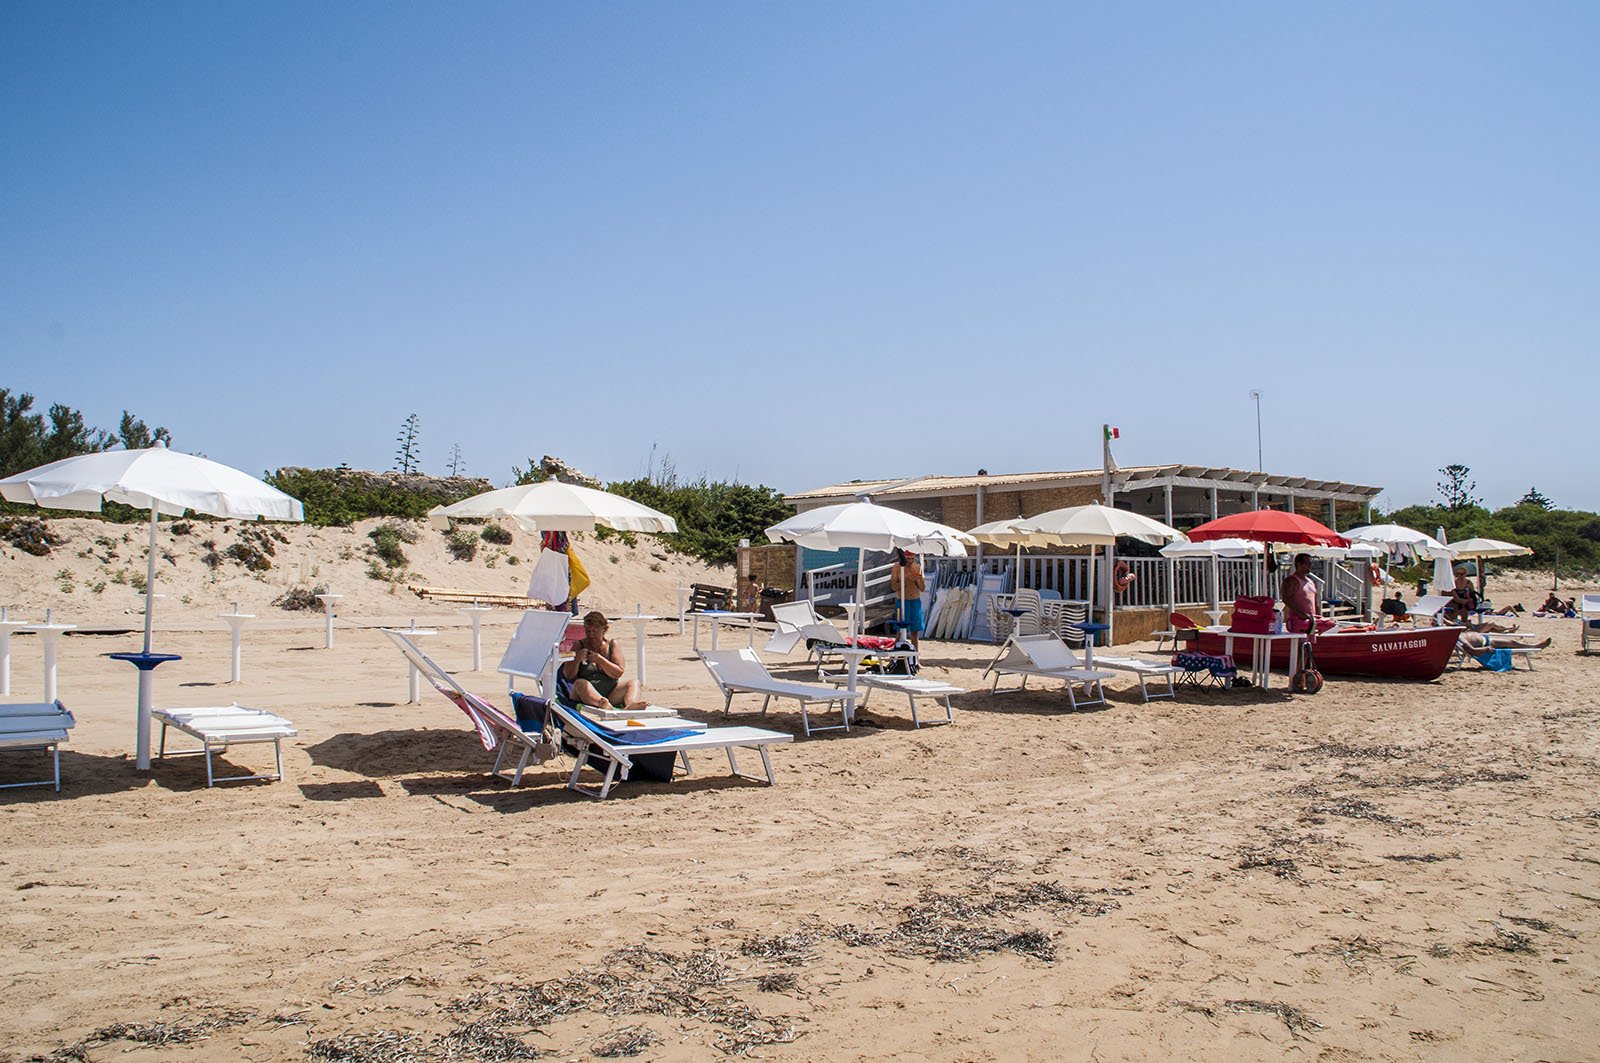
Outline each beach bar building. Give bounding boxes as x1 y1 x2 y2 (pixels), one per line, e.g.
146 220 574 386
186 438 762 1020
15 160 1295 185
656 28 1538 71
770 465 1382 644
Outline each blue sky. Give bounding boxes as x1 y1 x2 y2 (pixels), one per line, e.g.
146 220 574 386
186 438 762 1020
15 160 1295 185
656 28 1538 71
2 2 1595 511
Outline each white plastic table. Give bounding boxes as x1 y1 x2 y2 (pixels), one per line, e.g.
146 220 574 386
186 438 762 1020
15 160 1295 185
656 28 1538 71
23 612 76 703
1201 626 1306 690
460 604 495 671
692 611 760 651
830 647 917 725
315 594 344 649
1204 609 1228 628
0 607 27 697
610 612 659 685
386 622 439 703
218 605 255 683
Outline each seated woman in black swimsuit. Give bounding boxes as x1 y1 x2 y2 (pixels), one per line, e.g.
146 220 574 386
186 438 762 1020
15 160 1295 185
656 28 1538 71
560 611 646 711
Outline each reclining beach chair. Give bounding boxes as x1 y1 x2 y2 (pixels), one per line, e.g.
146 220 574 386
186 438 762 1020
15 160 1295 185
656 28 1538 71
1582 595 1600 654
152 704 298 786
821 672 962 727
497 608 580 698
1449 641 1541 672
1405 595 1454 626
982 634 1114 710
0 701 76 791
700 647 857 735
1153 611 1200 653
391 627 558 785
763 599 900 675
510 691 791 799
1025 638 1182 702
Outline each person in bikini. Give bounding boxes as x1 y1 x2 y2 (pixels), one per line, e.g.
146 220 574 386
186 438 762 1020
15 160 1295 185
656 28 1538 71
560 611 646 711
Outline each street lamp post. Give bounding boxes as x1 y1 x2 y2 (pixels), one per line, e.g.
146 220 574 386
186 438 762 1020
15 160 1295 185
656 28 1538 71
1250 389 1263 471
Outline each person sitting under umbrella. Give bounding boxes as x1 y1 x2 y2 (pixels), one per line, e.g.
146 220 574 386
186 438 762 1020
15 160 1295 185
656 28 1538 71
560 611 646 712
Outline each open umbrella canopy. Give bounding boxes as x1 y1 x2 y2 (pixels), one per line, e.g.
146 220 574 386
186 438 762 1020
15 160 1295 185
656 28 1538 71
1342 523 1447 557
966 518 1058 550
427 481 677 534
0 445 304 771
1445 537 1533 560
1159 537 1262 558
0 447 303 520
765 501 973 555
1186 509 1347 547
1013 503 1184 547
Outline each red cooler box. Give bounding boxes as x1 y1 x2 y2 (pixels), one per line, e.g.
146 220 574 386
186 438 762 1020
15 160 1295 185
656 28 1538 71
1230 596 1277 634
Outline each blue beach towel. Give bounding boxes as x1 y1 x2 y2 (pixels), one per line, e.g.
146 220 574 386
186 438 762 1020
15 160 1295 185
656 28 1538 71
1473 648 1514 672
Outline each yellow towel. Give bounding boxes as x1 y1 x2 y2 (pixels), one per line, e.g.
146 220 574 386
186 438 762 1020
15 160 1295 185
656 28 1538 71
567 549 591 598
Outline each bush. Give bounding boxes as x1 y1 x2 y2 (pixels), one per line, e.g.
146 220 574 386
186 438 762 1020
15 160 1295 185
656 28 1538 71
481 523 513 545
225 541 272 572
265 467 491 526
1 517 65 557
605 476 792 565
447 527 478 562
368 524 408 568
272 584 329 611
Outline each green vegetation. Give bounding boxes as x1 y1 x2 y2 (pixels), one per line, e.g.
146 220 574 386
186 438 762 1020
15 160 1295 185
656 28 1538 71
1385 500 1600 576
368 523 410 568
265 468 487 526
394 413 421 474
446 527 478 561
606 475 791 566
480 523 513 545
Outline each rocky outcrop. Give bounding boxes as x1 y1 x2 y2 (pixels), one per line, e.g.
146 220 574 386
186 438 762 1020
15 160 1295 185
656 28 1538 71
538 456 601 488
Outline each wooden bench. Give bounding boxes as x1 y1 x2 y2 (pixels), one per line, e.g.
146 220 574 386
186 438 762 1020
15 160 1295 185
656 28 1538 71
408 586 553 609
688 583 734 613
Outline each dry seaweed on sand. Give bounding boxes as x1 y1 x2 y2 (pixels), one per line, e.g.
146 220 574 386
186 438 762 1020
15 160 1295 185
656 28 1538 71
592 1025 662 1057
1499 912 1576 938
1383 852 1460 863
1299 742 1411 761
1470 926 1538 955
1176 998 1323 1040
305 1029 440 1062
38 1005 256 1060
444 943 800 1056
1300 795 1415 828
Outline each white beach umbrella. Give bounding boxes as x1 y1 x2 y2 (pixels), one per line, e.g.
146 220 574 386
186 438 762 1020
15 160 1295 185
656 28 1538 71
766 501 973 634
968 518 1058 594
1159 537 1262 558
1445 537 1532 560
1014 504 1185 644
0 445 304 768
1342 523 1447 556
427 480 678 534
1432 526 1458 597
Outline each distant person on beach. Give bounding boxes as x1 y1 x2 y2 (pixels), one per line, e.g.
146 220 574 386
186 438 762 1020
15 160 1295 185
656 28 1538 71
1446 568 1480 625
1280 553 1335 634
560 611 646 711
1379 592 1409 623
889 548 926 649
743 573 762 614
1540 593 1576 616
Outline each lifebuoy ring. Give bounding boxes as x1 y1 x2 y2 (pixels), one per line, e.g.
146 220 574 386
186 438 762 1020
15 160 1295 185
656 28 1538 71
1113 561 1137 593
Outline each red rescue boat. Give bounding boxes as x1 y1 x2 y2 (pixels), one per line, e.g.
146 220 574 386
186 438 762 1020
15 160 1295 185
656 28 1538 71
1195 625 1463 681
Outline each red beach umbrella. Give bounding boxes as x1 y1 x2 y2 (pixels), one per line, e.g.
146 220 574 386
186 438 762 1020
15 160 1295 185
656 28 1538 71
1187 509 1348 548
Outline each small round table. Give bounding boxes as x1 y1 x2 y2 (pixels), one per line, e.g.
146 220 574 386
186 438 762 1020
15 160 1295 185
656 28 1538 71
610 612 659 685
460 604 495 671
386 623 439 703
1068 621 1110 667
219 606 255 683
315 594 344 649
0 608 28 697
24 616 76 702
109 651 183 770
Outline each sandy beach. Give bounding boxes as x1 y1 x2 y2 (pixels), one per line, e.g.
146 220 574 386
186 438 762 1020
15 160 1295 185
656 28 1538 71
1 522 1597 1061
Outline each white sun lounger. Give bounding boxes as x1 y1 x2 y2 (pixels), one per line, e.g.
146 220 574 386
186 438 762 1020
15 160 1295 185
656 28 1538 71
497 608 581 698
1582 595 1600 654
1012 636 1181 702
153 704 297 786
1406 594 1453 625
526 694 792 799
982 634 1115 710
0 701 76 791
763 600 849 658
391 630 787 796
700 647 856 735
822 673 961 727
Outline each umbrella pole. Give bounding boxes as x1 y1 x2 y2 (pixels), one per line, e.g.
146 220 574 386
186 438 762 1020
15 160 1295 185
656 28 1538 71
853 549 865 641
143 504 158 654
